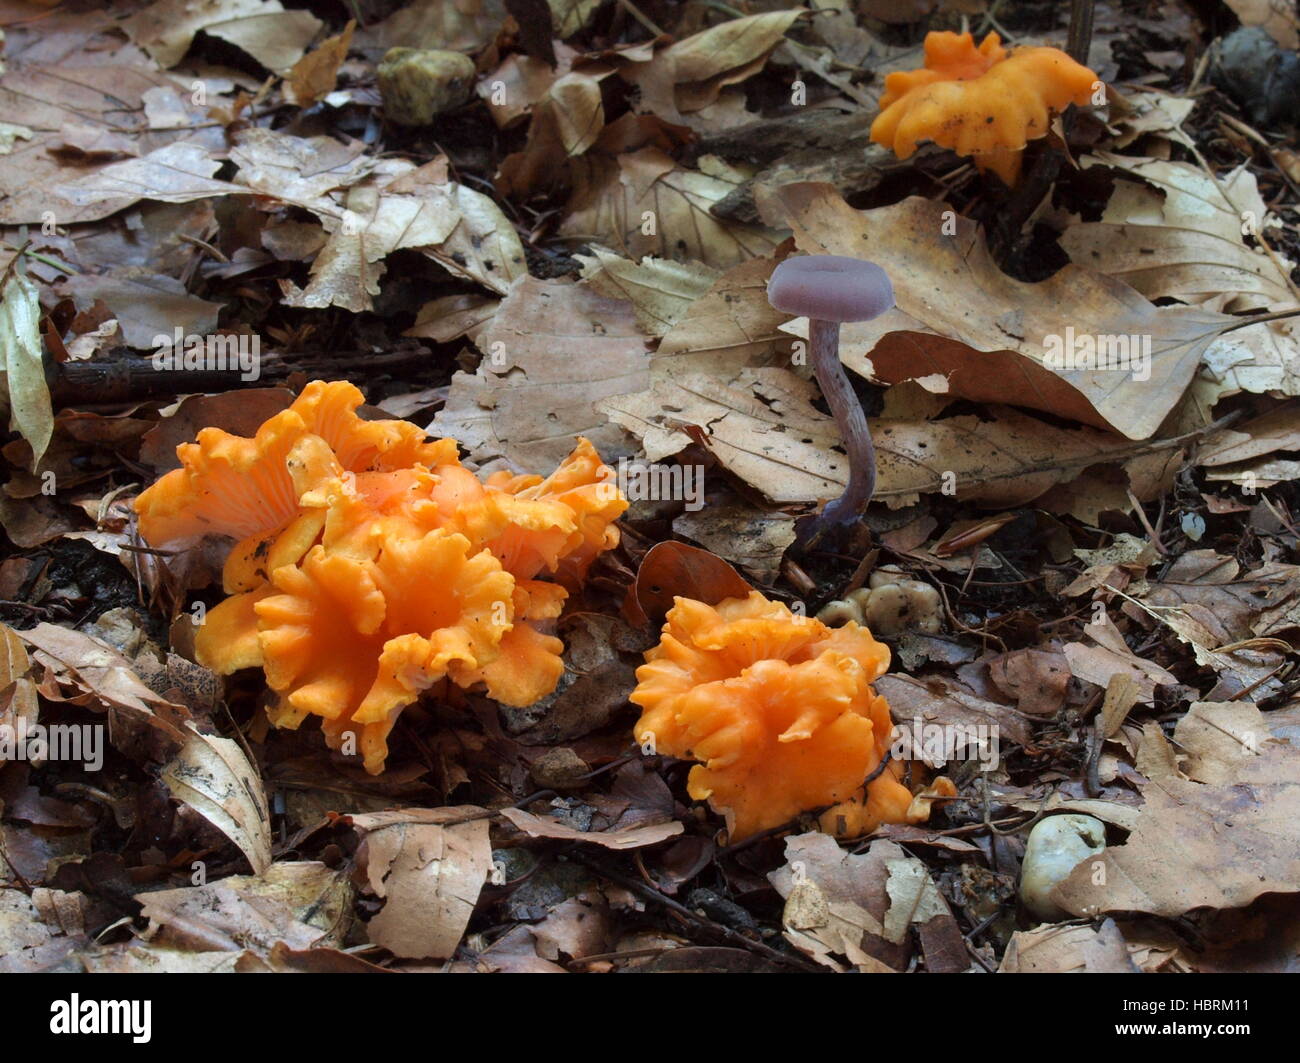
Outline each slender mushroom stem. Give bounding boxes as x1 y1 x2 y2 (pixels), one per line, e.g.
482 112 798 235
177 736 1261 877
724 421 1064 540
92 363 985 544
808 317 876 531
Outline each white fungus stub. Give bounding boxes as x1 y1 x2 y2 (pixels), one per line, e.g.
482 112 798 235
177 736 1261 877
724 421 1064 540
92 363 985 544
1018 813 1106 922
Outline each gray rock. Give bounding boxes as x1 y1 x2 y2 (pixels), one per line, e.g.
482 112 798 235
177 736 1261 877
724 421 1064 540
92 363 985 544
1018 813 1105 921
1211 27 1300 128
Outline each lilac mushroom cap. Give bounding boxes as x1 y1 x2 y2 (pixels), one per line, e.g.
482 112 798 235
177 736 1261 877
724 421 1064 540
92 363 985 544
767 256 894 323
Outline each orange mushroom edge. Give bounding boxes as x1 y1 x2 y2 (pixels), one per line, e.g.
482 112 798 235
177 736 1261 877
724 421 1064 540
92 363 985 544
870 30 1100 186
134 380 628 774
630 590 957 842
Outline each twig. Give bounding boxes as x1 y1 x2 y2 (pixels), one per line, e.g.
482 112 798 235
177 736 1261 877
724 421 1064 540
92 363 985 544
615 0 664 36
1126 489 1168 555
1066 0 1095 65
568 851 821 972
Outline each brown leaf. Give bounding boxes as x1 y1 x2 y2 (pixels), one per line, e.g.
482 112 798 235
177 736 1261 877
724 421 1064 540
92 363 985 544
349 807 493 959
20 623 191 743
1199 403 1300 468
500 807 682 849
359 0 505 53
122 0 324 75
619 10 805 121
633 541 753 625
672 498 796 586
767 833 911 972
987 648 1071 716
136 861 352 953
433 275 650 470
1060 155 1295 312
1143 551 1300 642
1002 791 1142 832
1053 744 1300 918
563 148 783 269
1061 615 1178 703
578 246 718 337
531 895 613 961
54 142 243 210
607 365 1182 508
757 184 1240 441
286 20 355 108
0 62 217 226
138 388 294 471
160 730 272 875
1136 720 1183 782
999 919 1138 972
1174 701 1276 785
55 267 224 349
876 673 1031 757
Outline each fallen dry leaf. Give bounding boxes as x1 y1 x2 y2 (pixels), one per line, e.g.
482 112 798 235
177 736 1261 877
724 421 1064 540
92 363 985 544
1061 615 1178 703
768 833 920 972
286 20 354 108
136 861 351 953
578 246 719 337
999 919 1138 972
1173 701 1276 785
54 141 245 210
349 807 493 959
1053 743 1300 918
160 729 272 876
20 623 190 743
564 148 783 269
619 10 806 122
500 807 682 849
1060 155 1296 313
122 0 324 75
1142 551 1300 641
758 184 1250 441
434 275 649 470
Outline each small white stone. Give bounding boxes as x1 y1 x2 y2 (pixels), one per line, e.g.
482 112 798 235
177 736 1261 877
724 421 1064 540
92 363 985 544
1181 511 1207 541
1018 814 1106 922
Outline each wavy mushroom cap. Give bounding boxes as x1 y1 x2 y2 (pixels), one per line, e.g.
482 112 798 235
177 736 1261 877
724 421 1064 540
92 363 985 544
767 256 895 324
871 31 1099 186
484 437 628 583
137 380 628 774
878 30 1008 110
135 410 320 547
251 533 515 774
288 379 458 472
630 591 916 840
133 384 454 549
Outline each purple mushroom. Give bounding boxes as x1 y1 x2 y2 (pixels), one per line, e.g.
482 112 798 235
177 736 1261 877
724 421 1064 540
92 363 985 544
767 255 894 540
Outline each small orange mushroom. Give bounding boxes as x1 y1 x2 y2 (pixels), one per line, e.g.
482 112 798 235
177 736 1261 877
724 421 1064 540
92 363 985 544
870 30 1099 186
631 591 940 841
136 380 627 773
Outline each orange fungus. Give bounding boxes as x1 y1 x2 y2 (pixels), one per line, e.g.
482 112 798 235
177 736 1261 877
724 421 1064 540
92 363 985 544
870 31 1099 185
630 591 948 841
135 380 627 773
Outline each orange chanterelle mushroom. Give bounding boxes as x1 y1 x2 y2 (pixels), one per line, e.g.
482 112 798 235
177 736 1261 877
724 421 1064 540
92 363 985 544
630 591 953 841
870 30 1100 186
135 380 627 773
